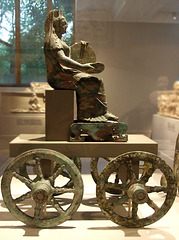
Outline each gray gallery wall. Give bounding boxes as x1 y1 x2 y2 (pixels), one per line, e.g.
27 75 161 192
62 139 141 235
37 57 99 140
75 20 179 136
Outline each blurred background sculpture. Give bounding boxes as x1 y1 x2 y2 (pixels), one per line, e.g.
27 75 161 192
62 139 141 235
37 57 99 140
44 9 118 122
158 80 179 119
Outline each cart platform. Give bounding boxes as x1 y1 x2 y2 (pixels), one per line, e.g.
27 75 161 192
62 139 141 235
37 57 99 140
9 134 158 158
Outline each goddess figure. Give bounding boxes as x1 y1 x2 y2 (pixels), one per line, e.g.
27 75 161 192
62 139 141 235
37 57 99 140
44 9 118 122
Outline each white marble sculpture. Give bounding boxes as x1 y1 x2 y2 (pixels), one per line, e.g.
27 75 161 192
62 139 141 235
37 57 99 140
11 82 52 113
158 81 179 119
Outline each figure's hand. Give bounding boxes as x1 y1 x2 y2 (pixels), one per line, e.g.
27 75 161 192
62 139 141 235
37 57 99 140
81 62 105 74
81 63 95 73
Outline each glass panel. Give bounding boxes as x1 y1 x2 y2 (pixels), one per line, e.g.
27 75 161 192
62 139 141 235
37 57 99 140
53 0 73 46
20 0 47 83
0 0 16 83
0 0 73 84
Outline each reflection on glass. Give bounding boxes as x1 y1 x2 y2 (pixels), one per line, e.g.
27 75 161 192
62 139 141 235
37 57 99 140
20 0 47 83
0 0 73 84
0 0 16 83
53 0 73 46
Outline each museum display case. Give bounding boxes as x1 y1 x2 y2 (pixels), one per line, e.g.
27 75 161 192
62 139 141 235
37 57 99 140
0 0 179 238
151 80 179 167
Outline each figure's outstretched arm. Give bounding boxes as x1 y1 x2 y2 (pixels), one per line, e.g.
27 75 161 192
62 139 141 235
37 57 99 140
56 50 94 72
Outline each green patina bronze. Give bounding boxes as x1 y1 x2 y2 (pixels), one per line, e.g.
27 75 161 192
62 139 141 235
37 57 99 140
90 157 124 194
1 149 83 228
96 151 177 228
173 134 179 193
44 9 118 123
70 121 128 142
44 9 128 143
1 149 177 228
90 157 111 185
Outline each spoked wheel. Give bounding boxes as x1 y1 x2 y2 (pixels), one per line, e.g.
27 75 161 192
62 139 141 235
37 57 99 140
96 151 177 228
91 157 135 194
1 149 83 228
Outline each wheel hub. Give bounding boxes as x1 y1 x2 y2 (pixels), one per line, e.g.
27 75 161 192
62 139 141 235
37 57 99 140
32 179 53 203
127 183 148 204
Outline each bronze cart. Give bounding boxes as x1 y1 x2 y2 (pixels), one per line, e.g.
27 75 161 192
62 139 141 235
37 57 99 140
1 132 177 228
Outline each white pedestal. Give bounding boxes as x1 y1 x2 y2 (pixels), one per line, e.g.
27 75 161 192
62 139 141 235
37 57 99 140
0 113 45 149
0 91 45 149
152 114 179 167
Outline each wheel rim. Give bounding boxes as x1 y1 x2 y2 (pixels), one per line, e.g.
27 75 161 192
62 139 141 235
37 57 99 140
1 149 83 228
96 151 177 228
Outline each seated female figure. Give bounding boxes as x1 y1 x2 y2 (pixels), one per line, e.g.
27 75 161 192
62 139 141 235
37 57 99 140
44 9 118 122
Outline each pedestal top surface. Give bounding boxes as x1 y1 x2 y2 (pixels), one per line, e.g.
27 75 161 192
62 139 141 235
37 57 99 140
9 134 158 158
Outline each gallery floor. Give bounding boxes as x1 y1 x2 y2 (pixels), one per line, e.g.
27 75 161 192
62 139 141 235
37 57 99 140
0 153 179 240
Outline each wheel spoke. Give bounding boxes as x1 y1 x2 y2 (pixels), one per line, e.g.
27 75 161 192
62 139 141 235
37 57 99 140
34 157 43 179
147 197 159 212
14 191 32 204
126 159 137 182
54 187 75 195
132 202 138 219
13 171 32 189
139 164 157 184
53 163 60 174
49 164 65 183
145 185 168 193
51 197 65 215
34 202 42 219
